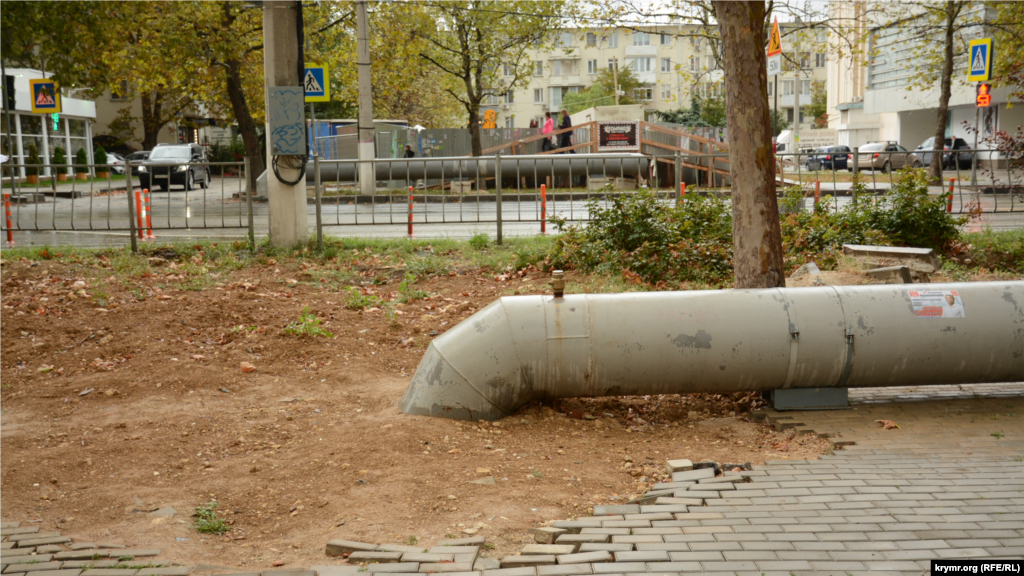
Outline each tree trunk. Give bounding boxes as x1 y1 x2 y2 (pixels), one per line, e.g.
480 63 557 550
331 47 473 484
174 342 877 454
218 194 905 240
713 0 786 289
930 1 960 180
140 90 164 150
467 100 482 157
225 58 265 194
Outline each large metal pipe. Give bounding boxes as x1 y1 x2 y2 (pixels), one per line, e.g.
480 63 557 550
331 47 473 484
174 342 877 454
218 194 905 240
311 153 650 182
399 282 1024 420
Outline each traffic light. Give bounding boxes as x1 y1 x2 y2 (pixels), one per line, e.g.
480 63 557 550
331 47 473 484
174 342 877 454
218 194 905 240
976 83 992 107
4 75 14 110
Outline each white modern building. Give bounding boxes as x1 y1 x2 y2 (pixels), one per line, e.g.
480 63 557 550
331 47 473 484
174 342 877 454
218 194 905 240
2 68 97 178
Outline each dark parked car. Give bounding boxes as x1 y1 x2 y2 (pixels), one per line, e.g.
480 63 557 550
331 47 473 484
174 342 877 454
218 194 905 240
914 137 973 170
124 151 150 176
805 145 851 171
138 144 209 191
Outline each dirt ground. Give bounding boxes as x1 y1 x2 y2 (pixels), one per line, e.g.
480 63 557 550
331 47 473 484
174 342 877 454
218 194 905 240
2 251 836 568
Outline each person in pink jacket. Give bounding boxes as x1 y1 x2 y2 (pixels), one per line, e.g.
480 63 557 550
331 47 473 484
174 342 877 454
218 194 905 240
541 111 554 152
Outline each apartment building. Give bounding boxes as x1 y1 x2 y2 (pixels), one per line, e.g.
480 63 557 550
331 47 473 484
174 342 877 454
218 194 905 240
485 25 827 131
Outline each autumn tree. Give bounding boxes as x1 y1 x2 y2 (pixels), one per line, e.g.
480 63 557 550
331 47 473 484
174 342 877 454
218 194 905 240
805 79 827 129
414 1 567 156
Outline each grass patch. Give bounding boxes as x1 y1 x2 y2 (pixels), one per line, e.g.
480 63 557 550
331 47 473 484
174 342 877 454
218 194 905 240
193 501 231 535
284 307 334 338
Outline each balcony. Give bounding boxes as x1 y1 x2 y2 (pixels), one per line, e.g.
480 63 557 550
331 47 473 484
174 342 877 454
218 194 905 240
625 45 658 57
776 94 812 107
549 75 582 86
635 71 656 84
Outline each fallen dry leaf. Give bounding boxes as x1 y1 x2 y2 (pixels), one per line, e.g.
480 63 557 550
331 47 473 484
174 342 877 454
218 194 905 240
240 362 257 373
875 419 901 430
774 443 790 452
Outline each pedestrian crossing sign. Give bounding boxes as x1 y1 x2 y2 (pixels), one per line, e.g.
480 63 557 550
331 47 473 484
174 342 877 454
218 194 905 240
766 18 782 57
29 79 61 114
968 38 993 82
303 64 330 102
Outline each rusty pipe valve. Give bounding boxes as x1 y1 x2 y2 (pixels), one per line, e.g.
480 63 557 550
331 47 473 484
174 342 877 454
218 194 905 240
551 270 565 298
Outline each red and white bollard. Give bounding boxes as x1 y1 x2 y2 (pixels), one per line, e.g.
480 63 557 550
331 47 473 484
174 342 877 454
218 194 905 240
407 186 415 238
947 178 955 213
135 190 145 241
679 182 686 205
4 193 14 246
144 189 154 239
540 184 547 235
814 180 821 206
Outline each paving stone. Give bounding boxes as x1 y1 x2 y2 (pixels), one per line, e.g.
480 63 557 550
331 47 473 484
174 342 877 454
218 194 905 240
554 536 607 547
32 549 62 556
521 546 574 557
4 562 64 573
555 551 611 565
401 554 452 563
473 559 501 571
499 557 555 568
578 530 628 536
651 483 695 491
935 548 993 558
377 545 427 554
418 564 475 573
592 506 638 517
665 460 693 474
0 546 12 552
643 563 700 573
454 555 477 565
80 571 139 576
482 569 536 576
537 564 592 575
753 560 813 571
669 469 715 483
326 540 379 556
651 498 701 507
529 529 568 545
348 552 404 564
57 562 118 569
611 551 668 563
51 553 108 562
591 563 644 574
0 530 39 538
666 552 724 562
0 524 20 530
632 545 688 552
15 541 70 550
695 561 757 572
629 530 680 536
8 535 60 544
134 569 192 576
24 570 81 576
552 522 601 533
427 548 478 557
638 507 687 515
576 545 631 554
1 557 54 566
686 543 741 552
608 537 661 545
622 514 672 522
66 546 95 552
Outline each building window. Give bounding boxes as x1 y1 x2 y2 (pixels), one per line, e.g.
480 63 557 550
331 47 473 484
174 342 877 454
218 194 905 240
690 56 699 72
782 80 793 96
555 31 574 47
505 117 514 128
661 85 672 100
608 58 618 70
801 79 811 95
787 108 794 122
632 32 650 46
607 32 618 48
767 82 773 96
661 58 672 73
628 57 651 72
505 92 514 104
633 86 653 101
110 80 130 102
550 87 562 106
661 33 672 45
586 32 597 47
706 55 719 70
503 63 514 77
484 94 500 105
799 52 810 68
534 89 544 103
815 53 826 68
534 61 543 76
552 60 575 76
587 59 598 75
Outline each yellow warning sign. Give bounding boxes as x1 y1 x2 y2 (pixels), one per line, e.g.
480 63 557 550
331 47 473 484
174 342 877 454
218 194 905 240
767 18 782 57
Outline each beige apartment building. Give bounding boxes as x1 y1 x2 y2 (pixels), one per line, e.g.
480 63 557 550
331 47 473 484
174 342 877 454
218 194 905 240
486 25 828 131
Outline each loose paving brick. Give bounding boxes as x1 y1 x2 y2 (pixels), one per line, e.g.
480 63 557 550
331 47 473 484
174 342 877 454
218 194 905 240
4 563 64 573
499 557 555 568
555 551 611 564
326 541 379 556
482 568 536 576
537 564 592 575
369 564 421 573
24 571 81 576
134 569 192 576
15 540 70 550
520 546 574 557
529 529 568 545
80 571 139 576
348 552 404 564
418 563 475 573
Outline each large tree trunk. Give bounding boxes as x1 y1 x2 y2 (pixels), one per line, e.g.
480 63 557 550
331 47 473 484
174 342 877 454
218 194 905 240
140 90 164 150
713 0 786 289
467 100 482 157
930 1 960 180
225 58 265 194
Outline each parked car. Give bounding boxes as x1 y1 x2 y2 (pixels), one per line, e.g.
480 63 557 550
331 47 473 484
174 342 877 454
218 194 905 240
914 137 973 170
805 145 851 171
855 142 921 173
124 151 150 176
137 144 209 191
106 152 126 174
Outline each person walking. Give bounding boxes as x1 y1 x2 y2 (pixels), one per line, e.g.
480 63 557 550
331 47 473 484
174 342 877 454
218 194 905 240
558 109 573 153
541 111 554 153
403 144 415 158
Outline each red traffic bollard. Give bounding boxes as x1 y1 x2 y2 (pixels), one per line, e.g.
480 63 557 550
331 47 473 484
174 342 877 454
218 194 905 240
407 186 414 238
144 189 154 239
947 178 955 213
4 193 14 245
135 190 145 240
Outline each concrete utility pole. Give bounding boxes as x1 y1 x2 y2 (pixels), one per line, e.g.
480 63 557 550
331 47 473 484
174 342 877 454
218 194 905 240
612 58 620 105
356 0 375 195
263 0 308 247
793 70 801 152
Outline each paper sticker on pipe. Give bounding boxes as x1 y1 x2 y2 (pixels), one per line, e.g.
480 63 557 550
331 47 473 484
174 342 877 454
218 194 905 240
909 290 964 318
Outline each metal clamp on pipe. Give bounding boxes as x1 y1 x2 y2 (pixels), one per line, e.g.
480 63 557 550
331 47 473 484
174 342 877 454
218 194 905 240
551 270 565 298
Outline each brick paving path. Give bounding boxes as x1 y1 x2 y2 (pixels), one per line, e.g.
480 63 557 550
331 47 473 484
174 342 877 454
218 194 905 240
5 388 1023 576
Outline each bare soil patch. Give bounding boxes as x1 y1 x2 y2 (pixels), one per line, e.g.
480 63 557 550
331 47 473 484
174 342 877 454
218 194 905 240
1 254 828 568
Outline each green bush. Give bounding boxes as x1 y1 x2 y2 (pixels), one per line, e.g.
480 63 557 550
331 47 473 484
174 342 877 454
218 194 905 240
25 142 41 176
75 148 88 173
548 169 966 287
94 146 108 167
52 146 67 167
961 229 1024 273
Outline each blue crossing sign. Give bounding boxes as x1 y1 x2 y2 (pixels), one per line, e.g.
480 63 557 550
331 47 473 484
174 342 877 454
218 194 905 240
968 38 993 82
303 64 330 103
29 79 61 114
